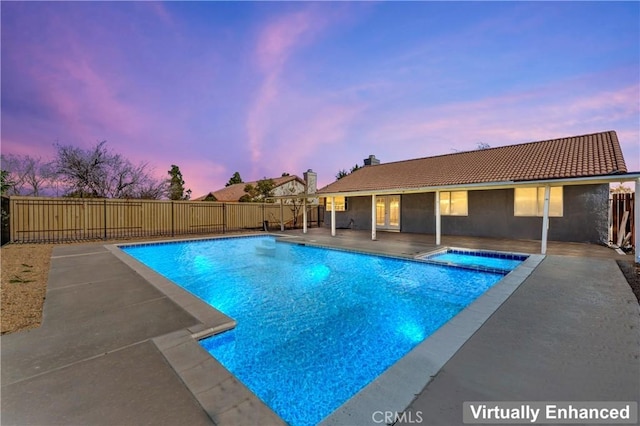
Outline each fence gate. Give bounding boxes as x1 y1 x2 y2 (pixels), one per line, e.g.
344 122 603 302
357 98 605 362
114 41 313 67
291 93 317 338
609 193 635 248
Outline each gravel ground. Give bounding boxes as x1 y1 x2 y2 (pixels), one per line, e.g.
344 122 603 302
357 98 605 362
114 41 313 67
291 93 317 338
1 244 52 334
1 242 639 335
616 260 640 303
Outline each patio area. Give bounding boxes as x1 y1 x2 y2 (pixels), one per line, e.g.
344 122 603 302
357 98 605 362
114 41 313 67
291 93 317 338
279 228 628 259
1 230 638 425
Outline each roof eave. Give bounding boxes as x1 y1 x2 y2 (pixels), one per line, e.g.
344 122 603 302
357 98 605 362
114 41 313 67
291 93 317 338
316 172 640 198
268 193 320 202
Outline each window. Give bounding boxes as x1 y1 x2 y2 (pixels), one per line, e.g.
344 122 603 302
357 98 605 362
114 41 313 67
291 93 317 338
439 191 468 216
325 196 346 212
514 187 563 217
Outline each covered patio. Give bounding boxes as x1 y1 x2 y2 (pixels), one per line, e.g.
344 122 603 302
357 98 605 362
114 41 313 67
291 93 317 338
318 171 640 262
281 227 631 260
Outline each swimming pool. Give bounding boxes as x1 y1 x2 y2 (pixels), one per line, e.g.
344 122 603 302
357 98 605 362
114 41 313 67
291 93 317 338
121 236 516 425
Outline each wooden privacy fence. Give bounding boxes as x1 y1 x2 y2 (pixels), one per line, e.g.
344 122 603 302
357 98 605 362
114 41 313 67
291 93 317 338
7 196 323 243
609 193 635 248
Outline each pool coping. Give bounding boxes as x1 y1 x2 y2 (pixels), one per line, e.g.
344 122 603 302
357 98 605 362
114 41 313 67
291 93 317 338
107 234 544 425
413 246 531 274
321 252 544 425
107 235 287 424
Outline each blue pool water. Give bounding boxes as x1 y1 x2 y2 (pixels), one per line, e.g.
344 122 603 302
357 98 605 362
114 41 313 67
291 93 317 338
122 236 510 425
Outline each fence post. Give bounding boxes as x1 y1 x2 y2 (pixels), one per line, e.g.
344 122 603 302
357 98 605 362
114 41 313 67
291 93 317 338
631 178 640 263
171 201 175 237
280 200 284 232
222 203 226 234
103 199 107 240
9 197 14 243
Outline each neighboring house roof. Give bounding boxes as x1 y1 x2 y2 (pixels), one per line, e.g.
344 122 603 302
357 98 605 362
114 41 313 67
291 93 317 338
195 175 305 202
318 130 627 195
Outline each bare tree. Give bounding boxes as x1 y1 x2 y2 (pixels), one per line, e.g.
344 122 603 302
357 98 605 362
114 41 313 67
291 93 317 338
0 154 53 196
53 141 167 199
137 175 170 200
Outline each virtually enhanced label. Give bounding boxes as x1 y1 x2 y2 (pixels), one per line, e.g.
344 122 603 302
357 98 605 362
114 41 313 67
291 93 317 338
463 401 638 424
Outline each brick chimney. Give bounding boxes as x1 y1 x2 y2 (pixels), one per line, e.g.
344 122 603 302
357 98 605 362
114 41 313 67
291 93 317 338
303 169 317 194
364 154 380 166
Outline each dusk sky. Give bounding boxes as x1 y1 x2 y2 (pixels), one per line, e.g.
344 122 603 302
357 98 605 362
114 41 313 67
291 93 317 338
2 1 638 197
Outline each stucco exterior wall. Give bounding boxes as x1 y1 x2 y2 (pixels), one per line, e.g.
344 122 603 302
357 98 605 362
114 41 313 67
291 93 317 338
273 181 305 204
325 196 372 229
325 184 609 244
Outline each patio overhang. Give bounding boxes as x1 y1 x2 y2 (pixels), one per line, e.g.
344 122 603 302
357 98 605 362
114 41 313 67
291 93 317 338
265 194 321 234
267 194 320 202
316 172 640 257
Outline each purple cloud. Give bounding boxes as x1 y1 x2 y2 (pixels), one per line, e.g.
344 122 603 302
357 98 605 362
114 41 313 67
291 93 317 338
1 2 637 196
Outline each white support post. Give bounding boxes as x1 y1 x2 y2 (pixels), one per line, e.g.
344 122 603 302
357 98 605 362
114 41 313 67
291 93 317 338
541 185 551 254
371 194 377 241
331 196 336 237
635 178 640 264
280 199 284 232
302 197 308 234
435 191 441 245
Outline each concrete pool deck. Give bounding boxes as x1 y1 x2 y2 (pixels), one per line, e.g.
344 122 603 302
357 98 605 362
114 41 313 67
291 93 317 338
1 230 638 425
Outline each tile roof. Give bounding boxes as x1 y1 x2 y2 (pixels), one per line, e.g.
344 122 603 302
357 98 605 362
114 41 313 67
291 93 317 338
195 175 305 201
318 130 627 194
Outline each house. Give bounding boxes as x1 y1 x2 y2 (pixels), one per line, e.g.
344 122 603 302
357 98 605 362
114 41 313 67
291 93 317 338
196 174 308 203
317 130 639 254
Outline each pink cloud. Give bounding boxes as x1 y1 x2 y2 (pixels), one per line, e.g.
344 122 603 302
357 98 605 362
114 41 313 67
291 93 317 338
363 79 639 172
272 103 366 175
255 10 316 72
42 58 148 142
3 18 154 153
145 2 175 27
246 6 334 174
177 158 227 198
560 85 639 122
1 138 56 159
247 73 280 165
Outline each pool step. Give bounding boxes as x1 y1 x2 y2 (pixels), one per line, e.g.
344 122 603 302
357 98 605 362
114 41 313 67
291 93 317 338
255 239 277 256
